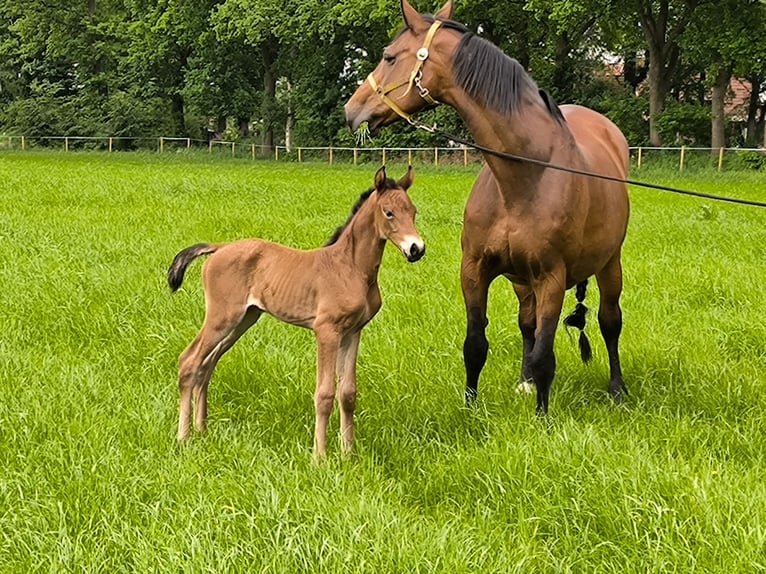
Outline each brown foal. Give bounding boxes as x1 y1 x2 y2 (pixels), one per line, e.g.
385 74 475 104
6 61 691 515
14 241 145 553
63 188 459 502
168 166 424 458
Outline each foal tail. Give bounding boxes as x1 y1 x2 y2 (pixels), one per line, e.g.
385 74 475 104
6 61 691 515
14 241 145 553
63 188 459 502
167 243 219 292
563 279 592 364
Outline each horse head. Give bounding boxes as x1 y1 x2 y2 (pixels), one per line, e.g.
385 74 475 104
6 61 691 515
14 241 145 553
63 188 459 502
372 165 424 262
345 0 457 134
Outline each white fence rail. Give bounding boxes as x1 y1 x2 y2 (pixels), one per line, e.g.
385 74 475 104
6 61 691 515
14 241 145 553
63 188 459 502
1 135 764 171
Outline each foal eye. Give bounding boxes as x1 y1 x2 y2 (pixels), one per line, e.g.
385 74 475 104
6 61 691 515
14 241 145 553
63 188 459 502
384 210 394 219
382 54 396 65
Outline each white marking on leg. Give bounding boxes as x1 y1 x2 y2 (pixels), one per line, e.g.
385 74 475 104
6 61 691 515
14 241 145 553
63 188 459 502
516 381 536 395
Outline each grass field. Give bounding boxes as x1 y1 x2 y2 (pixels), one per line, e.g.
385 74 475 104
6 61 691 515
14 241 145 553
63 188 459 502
1 151 765 572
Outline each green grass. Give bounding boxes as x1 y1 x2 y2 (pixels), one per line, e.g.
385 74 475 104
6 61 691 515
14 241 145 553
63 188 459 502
1 151 766 572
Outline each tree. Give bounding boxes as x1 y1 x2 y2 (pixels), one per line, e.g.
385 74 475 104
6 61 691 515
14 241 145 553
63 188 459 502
683 0 766 151
629 0 708 146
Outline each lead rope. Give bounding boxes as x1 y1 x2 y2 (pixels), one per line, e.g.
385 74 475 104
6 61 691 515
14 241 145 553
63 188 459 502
366 21 766 209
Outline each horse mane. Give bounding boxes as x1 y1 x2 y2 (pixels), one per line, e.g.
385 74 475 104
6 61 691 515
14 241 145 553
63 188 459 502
423 16 564 124
324 176 399 246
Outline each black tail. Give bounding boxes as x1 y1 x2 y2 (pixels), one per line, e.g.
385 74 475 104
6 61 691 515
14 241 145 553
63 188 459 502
167 243 218 292
563 279 592 364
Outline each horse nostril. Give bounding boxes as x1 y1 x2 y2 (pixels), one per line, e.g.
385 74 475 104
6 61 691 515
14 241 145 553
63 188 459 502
408 243 425 261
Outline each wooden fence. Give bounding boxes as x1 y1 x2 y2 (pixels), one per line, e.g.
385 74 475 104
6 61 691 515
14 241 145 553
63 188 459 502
2 135 764 171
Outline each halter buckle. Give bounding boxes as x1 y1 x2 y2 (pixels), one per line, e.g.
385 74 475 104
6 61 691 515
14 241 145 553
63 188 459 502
416 47 429 61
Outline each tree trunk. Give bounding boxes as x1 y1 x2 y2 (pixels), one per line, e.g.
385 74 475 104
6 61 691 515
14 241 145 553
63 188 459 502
238 119 249 138
638 0 695 146
284 80 294 153
260 39 279 154
710 64 731 154
647 62 668 146
746 75 763 147
171 92 185 136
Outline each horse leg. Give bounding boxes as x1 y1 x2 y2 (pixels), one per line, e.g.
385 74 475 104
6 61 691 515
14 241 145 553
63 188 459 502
595 255 628 403
461 258 492 404
177 305 261 442
512 282 536 394
336 331 361 456
313 327 340 460
529 275 566 414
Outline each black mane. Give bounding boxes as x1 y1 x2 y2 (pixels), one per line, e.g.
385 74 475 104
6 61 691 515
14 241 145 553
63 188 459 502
324 176 399 246
423 16 564 123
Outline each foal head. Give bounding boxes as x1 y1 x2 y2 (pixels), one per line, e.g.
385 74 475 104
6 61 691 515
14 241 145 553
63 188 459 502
372 166 424 262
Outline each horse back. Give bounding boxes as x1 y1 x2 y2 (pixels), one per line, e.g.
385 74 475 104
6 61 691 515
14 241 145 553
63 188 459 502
560 104 629 180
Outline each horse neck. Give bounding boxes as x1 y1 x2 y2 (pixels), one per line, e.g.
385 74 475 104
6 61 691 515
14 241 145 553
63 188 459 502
331 195 386 279
441 86 565 190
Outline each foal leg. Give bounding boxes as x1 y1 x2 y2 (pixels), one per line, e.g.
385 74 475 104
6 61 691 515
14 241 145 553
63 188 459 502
461 259 493 404
336 331 361 456
595 255 628 403
512 282 537 394
313 326 341 460
177 306 261 442
529 274 566 414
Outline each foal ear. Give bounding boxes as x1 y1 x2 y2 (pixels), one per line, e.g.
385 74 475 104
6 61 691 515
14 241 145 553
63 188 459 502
434 0 453 20
374 165 388 193
397 165 414 191
401 0 426 30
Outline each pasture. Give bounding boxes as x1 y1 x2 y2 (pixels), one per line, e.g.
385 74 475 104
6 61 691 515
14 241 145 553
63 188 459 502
1 151 765 572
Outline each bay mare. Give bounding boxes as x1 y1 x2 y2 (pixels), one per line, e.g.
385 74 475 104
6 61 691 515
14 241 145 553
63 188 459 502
345 0 630 413
168 166 425 459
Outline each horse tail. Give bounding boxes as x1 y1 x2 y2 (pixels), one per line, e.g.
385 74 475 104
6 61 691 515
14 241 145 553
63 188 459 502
563 279 592 364
167 243 219 292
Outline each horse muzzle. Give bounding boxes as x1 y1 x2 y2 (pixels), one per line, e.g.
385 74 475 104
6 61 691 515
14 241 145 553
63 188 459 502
404 241 425 262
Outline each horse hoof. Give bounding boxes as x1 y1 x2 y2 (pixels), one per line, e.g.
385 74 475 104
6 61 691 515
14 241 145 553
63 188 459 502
516 381 536 395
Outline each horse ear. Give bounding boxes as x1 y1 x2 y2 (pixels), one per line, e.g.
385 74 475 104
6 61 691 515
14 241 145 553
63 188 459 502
374 166 388 193
401 0 426 30
434 0 453 20
397 165 414 191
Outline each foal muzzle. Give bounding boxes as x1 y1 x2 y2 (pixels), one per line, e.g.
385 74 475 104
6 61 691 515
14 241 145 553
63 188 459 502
405 241 425 262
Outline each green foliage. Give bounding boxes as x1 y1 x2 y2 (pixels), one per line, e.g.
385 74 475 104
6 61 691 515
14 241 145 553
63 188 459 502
2 154 766 571
602 89 651 147
656 100 711 146
736 149 766 170
0 0 764 148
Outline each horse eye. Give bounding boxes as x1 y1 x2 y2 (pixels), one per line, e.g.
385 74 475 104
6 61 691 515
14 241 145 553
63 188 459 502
382 54 396 65
384 210 394 219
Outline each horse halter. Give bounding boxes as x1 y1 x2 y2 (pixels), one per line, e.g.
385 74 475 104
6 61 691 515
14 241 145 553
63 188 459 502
366 20 443 125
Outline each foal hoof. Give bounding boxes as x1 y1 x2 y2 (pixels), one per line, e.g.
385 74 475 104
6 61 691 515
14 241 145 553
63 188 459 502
516 381 536 395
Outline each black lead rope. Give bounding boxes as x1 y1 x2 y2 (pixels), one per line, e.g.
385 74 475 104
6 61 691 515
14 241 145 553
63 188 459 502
412 121 766 209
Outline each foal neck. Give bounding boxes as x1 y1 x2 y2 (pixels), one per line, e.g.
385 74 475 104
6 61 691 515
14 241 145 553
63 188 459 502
330 192 386 278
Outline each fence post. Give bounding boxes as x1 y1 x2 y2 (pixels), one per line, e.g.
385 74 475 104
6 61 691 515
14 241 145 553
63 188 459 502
408 149 413 165
252 144 256 160
353 148 358 165
231 142 235 156
275 146 279 161
329 147 333 165
434 147 438 166
464 147 468 167
637 147 642 170
382 148 386 165
21 136 25 150
187 138 191 151
159 137 163 153
717 147 724 172
679 146 686 171
298 148 302 163
109 137 113 153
